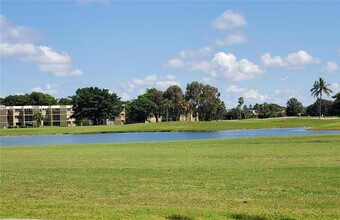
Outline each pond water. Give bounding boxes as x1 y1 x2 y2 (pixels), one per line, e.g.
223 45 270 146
1 128 340 146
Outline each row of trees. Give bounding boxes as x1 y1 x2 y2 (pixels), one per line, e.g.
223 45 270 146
0 92 72 106
1 78 339 124
226 95 340 120
125 82 227 123
226 78 339 119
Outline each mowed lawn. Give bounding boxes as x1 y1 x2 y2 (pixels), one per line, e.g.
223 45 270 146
1 117 340 136
1 135 340 219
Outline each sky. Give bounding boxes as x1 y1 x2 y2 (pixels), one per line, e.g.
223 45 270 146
1 1 340 108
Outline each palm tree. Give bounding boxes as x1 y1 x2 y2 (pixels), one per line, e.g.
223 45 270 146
238 97 244 120
162 99 173 122
310 77 332 119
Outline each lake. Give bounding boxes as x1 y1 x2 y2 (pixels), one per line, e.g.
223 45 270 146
1 128 340 146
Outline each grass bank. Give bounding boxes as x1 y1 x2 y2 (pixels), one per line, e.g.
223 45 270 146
1 117 340 136
1 135 340 219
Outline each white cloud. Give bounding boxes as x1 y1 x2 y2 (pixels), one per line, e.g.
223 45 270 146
1 43 83 76
118 74 180 97
189 61 212 72
211 10 247 30
226 85 268 101
216 33 247 46
31 84 61 95
0 15 41 43
329 83 340 92
120 93 131 101
166 59 186 68
273 89 296 96
261 50 320 68
167 51 263 81
321 61 339 73
209 52 264 81
178 47 212 59
165 74 177 81
1 15 83 77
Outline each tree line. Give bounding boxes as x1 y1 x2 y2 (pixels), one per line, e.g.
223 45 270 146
1 78 339 125
125 82 227 123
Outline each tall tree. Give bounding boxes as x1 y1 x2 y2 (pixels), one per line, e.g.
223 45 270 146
3 94 30 106
2 92 57 106
306 99 333 117
126 94 157 123
310 77 332 119
58 98 73 105
286 98 304 116
71 87 122 125
331 92 340 116
185 82 202 119
161 99 173 122
29 92 57 105
237 97 244 120
145 88 164 122
197 84 221 121
163 85 183 121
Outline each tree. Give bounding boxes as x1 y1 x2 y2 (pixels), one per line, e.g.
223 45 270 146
126 94 157 123
163 85 183 121
306 99 333 116
145 88 164 122
185 81 202 119
29 92 57 105
71 87 122 125
2 94 30 106
310 77 333 119
58 98 73 105
185 82 224 121
237 97 244 120
161 99 173 122
286 98 304 116
2 92 57 106
215 101 227 120
33 112 44 127
331 92 340 116
197 84 222 121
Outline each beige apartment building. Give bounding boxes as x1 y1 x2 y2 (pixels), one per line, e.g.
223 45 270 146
0 105 75 129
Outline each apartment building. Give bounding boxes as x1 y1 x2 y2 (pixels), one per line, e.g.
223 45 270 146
0 105 75 129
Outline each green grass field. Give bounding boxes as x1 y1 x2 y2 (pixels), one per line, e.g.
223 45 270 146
1 134 340 219
1 117 340 136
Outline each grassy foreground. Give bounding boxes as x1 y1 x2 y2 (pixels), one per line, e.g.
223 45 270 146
1 135 340 219
1 117 340 136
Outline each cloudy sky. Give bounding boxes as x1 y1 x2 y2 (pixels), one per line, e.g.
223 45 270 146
1 1 339 108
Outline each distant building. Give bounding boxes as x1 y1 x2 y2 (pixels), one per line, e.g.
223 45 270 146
0 105 75 129
0 105 126 129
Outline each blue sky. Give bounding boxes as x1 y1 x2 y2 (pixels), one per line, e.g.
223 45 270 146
1 1 339 108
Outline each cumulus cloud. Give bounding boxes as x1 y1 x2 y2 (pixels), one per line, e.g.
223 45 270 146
166 59 186 69
0 15 41 43
209 52 264 81
1 15 83 77
119 74 180 95
226 85 268 101
321 61 339 73
166 51 263 81
31 84 61 95
261 50 320 68
178 47 212 59
216 33 247 46
211 10 247 30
